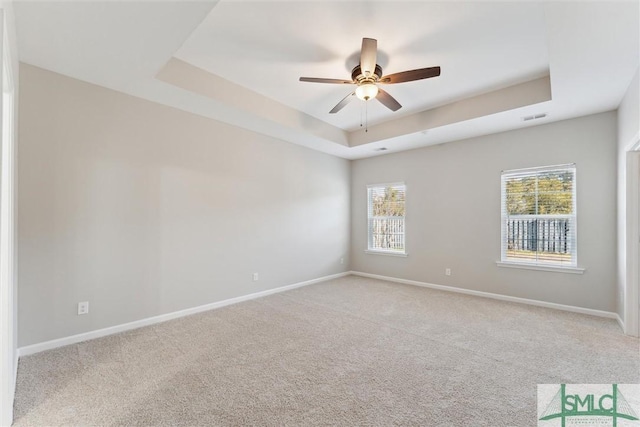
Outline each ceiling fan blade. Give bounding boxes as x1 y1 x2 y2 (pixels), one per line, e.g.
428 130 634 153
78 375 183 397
330 91 356 114
380 66 441 84
360 38 377 77
376 88 402 111
299 77 353 84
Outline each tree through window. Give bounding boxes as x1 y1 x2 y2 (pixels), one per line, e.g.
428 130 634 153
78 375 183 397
367 183 406 254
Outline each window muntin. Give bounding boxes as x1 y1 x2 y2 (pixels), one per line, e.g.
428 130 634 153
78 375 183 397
501 165 576 267
367 183 406 254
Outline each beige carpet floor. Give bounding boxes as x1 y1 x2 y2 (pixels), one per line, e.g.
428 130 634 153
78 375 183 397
13 275 640 426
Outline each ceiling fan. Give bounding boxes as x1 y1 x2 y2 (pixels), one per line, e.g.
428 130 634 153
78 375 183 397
299 38 441 114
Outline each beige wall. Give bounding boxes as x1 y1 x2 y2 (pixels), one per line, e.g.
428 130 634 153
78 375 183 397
18 64 350 347
16 60 626 347
351 112 618 312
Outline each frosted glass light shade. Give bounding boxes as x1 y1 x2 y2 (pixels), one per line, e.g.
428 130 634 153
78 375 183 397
356 83 378 101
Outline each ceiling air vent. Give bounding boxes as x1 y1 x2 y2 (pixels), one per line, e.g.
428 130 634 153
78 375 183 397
522 113 547 122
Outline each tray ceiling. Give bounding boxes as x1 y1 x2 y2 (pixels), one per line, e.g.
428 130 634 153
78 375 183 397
13 1 640 159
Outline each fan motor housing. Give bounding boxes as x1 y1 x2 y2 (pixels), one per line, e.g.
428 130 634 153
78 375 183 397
352 64 383 83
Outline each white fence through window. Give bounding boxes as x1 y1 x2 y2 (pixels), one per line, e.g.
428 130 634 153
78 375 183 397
369 217 405 251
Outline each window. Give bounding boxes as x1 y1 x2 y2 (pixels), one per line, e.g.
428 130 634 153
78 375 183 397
501 164 576 268
367 183 406 255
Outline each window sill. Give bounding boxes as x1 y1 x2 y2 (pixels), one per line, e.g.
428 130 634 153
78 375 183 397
496 261 585 274
365 250 408 258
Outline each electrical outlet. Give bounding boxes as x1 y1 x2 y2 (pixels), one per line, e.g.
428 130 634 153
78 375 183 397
78 301 89 315
252 273 259 281
445 268 451 276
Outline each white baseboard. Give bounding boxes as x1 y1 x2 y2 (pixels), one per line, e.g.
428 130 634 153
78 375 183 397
350 271 619 320
11 349 17 413
18 272 349 357
1 351 17 427
616 313 625 332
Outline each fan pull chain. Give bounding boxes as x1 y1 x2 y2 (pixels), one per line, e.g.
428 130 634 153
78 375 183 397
365 101 368 132
360 103 363 128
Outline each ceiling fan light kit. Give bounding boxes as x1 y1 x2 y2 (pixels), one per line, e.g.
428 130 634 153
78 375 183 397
355 83 378 101
299 37 441 114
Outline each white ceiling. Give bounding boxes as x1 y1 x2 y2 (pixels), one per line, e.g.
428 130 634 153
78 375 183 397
13 1 640 160
175 1 549 131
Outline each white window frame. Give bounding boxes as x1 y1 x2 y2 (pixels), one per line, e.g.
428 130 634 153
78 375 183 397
366 182 407 257
497 164 584 274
